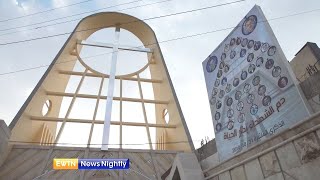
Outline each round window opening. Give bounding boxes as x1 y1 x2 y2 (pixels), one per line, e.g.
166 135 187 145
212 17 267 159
163 109 170 124
78 28 149 77
42 100 52 116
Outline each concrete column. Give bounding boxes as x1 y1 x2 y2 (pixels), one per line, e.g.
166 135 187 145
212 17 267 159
0 120 11 167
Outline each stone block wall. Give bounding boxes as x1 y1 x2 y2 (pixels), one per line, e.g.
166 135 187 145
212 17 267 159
203 112 320 180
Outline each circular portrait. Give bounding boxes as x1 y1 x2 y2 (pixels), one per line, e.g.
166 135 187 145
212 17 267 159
233 78 240 87
248 64 256 74
243 83 251 93
216 100 222 109
241 71 248 80
268 46 276 56
237 101 244 111
216 123 222 132
224 64 230 73
265 58 274 69
224 44 230 52
217 69 223 78
241 38 248 47
226 97 233 106
242 15 257 35
262 95 271 106
258 85 266 96
227 120 234 130
247 93 255 104
240 48 247 58
227 109 234 118
210 96 216 105
247 53 254 62
221 77 228 86
278 76 288 88
238 113 245 123
254 41 261 51
256 57 264 67
219 61 225 69
252 76 260 86
236 37 242 45
212 88 218 96
247 40 254 49
215 79 220 87
230 50 236 59
206 56 218 72
219 89 225 98
230 38 236 46
250 104 259 115
226 84 232 93
221 53 226 61
261 43 269 53
272 66 281 77
235 90 242 100
215 112 221 121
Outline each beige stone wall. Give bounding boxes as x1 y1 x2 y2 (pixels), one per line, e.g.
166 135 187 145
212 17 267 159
0 120 11 167
202 112 320 180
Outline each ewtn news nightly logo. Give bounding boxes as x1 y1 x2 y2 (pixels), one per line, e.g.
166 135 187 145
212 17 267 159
53 159 130 170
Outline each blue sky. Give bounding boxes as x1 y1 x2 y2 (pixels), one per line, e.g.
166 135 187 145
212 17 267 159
0 0 320 148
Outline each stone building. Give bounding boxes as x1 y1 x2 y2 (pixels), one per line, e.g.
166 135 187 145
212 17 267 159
290 42 320 82
290 42 320 113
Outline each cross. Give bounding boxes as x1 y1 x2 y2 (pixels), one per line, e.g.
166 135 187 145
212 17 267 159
78 27 152 150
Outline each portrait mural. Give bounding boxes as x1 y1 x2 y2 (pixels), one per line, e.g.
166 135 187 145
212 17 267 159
203 5 310 161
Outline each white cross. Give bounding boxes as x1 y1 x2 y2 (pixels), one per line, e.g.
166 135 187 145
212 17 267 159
78 27 152 150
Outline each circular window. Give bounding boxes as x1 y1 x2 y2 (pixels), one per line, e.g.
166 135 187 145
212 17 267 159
77 28 149 77
42 100 52 116
163 109 170 124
